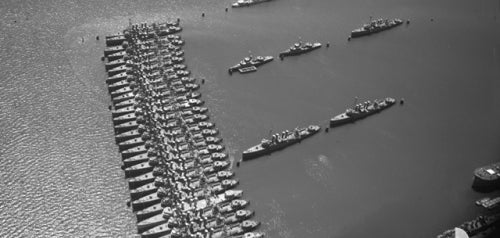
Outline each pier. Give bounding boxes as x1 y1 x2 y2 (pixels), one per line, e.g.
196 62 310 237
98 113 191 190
103 21 262 238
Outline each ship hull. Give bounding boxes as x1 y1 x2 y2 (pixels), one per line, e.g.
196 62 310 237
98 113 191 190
279 43 322 58
329 99 395 127
472 162 500 192
242 126 320 160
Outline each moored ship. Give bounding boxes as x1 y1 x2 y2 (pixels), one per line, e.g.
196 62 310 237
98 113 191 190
279 41 322 59
232 0 272 8
472 162 500 191
350 18 403 38
242 125 321 160
330 97 396 127
228 55 273 74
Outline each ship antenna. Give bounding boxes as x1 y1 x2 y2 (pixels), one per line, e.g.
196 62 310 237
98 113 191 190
353 96 358 108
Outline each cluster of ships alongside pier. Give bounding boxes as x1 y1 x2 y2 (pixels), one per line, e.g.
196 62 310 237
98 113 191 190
100 4 478 237
103 21 262 238
435 163 500 238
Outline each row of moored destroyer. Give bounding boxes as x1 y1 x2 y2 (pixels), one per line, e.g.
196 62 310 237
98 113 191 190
103 21 263 238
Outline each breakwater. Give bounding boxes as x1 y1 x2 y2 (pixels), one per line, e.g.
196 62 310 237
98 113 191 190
103 21 262 238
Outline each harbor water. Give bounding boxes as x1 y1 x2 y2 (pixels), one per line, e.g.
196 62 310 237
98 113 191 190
1 0 500 237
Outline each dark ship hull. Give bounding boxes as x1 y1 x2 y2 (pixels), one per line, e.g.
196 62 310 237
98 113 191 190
472 162 500 192
242 125 320 160
279 43 322 58
329 97 396 127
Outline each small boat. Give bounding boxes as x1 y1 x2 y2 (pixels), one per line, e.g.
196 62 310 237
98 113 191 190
228 55 273 74
330 97 396 127
238 66 257 74
475 197 500 210
279 41 322 59
242 125 321 160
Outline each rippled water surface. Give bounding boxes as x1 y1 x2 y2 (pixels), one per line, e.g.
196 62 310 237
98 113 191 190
1 0 500 237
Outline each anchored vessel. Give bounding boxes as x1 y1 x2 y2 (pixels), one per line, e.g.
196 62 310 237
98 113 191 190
232 0 272 8
228 55 273 74
242 125 321 160
472 162 500 191
330 97 396 127
279 41 322 59
350 18 403 38
103 21 263 237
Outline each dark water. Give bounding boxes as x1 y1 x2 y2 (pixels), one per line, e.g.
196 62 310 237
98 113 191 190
1 0 500 237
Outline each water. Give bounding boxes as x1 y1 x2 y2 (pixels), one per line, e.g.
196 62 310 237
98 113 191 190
1 0 499 237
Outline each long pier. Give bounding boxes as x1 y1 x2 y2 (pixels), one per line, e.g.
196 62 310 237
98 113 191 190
103 21 263 238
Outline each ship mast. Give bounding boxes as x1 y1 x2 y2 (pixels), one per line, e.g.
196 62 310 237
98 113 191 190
353 96 358 108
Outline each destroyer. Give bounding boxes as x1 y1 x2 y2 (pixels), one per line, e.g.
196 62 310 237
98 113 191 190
232 0 272 8
330 97 396 127
228 55 273 74
350 18 403 39
279 41 322 59
242 125 321 160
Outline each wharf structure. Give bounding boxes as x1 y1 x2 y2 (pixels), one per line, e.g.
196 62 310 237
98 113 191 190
103 21 263 238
